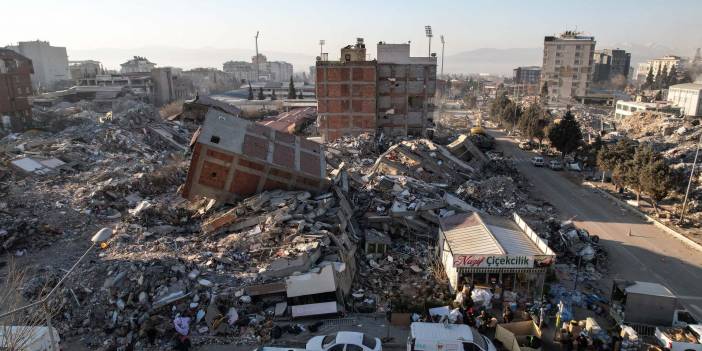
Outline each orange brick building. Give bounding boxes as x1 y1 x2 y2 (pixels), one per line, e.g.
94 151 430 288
315 39 437 142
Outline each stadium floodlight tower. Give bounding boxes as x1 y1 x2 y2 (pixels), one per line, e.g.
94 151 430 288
425 25 433 56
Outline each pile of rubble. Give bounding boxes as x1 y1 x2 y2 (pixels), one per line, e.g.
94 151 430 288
43 187 356 349
0 98 191 254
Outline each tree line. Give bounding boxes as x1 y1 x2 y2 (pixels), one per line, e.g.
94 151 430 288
488 92 676 212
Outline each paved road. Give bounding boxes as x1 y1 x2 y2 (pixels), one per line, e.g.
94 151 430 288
488 128 702 319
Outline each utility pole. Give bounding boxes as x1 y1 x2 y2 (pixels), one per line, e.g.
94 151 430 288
680 133 702 224
254 31 260 82
425 26 433 57
319 40 325 58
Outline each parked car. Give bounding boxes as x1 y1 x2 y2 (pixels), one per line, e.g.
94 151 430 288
408 322 496 351
549 160 563 170
307 332 382 351
519 141 535 150
531 156 545 167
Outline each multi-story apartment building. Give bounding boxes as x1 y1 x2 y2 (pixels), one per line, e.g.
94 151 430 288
151 67 196 107
316 39 376 141
120 56 156 74
0 49 34 131
541 31 595 104
315 39 436 141
69 60 104 81
376 42 437 137
5 40 70 91
223 55 293 83
635 55 685 82
513 66 541 85
592 49 631 83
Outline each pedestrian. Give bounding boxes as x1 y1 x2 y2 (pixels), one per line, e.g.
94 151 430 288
175 334 192 351
576 333 588 351
559 329 573 351
502 304 513 323
478 310 490 333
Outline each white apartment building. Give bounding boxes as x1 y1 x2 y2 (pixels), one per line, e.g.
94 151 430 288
667 83 702 117
541 31 595 104
635 55 685 82
6 40 70 90
222 55 293 83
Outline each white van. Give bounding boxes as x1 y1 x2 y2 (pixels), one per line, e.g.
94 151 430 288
0 326 60 351
407 322 496 351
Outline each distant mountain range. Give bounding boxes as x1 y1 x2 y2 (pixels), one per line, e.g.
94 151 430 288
70 43 696 76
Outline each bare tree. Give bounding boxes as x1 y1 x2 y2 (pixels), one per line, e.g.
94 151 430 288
0 260 57 350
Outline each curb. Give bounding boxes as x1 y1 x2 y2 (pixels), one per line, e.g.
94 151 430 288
583 181 702 254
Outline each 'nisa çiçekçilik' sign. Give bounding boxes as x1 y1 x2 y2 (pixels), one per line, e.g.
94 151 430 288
453 255 532 268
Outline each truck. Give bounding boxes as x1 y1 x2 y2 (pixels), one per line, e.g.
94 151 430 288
495 321 543 351
655 325 702 351
407 322 496 351
0 326 61 351
610 280 699 335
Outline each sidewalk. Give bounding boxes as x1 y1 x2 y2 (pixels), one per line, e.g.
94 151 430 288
583 181 702 253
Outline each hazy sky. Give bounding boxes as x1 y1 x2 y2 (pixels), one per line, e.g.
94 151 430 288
3 0 701 64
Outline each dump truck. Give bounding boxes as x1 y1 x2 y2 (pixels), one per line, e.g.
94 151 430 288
495 321 543 351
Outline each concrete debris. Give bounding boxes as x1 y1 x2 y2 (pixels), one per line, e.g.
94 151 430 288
1 99 583 349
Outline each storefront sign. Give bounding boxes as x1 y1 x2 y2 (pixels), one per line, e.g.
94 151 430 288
453 254 534 268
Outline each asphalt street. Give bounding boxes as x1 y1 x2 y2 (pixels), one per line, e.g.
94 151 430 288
488 128 702 319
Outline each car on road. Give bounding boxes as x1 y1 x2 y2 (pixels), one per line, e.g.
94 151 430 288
531 156 545 167
549 160 563 170
307 332 382 351
519 141 535 150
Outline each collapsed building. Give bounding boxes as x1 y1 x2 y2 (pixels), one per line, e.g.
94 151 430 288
182 109 328 202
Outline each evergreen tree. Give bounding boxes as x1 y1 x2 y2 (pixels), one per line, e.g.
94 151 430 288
288 76 296 99
653 64 662 89
271 89 277 100
644 66 654 89
667 64 678 86
297 90 304 99
258 87 265 100
659 64 669 89
547 111 583 158
247 83 254 100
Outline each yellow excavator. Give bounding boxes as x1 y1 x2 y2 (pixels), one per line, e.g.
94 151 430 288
470 112 486 135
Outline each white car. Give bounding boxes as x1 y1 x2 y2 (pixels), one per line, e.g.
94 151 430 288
531 156 544 167
307 332 382 351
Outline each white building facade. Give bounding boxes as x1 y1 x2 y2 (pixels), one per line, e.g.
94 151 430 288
635 56 685 82
6 40 70 90
667 83 702 117
120 56 156 74
541 32 595 104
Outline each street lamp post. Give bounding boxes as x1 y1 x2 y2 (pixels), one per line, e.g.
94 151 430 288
425 26 433 57
0 227 113 351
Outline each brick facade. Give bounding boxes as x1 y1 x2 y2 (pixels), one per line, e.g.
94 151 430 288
315 61 377 142
182 109 329 202
0 49 34 131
